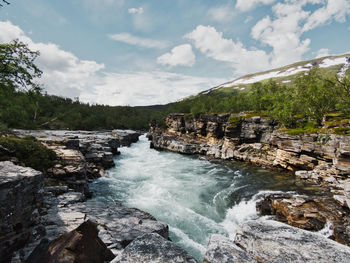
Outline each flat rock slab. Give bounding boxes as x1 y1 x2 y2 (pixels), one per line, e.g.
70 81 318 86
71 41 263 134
38 198 169 255
235 219 350 263
203 234 256 263
112 233 197 263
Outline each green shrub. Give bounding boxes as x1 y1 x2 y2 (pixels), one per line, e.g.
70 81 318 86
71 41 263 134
0 136 56 171
334 127 350 135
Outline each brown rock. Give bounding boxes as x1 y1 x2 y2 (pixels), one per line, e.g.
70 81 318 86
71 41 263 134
26 220 115 263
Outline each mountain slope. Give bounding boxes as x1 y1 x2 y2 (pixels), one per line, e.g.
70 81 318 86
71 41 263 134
200 54 350 96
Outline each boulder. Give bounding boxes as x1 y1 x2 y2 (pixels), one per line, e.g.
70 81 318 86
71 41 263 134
203 234 256 263
0 161 43 262
112 233 197 263
256 193 350 245
235 219 350 263
25 220 115 263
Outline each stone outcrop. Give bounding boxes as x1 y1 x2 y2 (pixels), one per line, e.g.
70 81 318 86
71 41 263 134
149 113 350 210
12 130 141 197
256 192 350 246
0 161 43 263
112 233 197 263
15 183 169 261
25 220 115 263
234 219 350 263
203 234 256 263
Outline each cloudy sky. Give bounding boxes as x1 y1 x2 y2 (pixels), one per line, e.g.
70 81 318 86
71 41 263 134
1 0 350 106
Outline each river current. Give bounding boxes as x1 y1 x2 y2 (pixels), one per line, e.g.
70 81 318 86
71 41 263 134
91 135 302 261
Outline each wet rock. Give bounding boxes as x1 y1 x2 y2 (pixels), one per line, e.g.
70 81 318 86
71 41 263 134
203 234 256 263
256 193 350 246
21 199 169 260
26 220 115 263
0 161 43 262
235 219 350 263
112 233 197 263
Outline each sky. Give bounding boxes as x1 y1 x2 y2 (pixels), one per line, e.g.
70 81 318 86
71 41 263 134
1 0 350 106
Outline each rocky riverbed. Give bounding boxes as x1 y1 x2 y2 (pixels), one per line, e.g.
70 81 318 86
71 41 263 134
1 126 350 262
148 113 350 258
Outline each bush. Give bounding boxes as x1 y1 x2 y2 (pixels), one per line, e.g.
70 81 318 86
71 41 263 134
0 136 56 171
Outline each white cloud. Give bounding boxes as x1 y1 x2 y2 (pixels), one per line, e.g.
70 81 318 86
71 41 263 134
251 2 311 67
0 21 224 106
303 0 350 32
236 0 275 12
80 71 225 106
109 33 168 49
128 7 144 14
316 48 331 58
185 25 270 75
157 44 195 67
208 6 235 22
0 21 104 98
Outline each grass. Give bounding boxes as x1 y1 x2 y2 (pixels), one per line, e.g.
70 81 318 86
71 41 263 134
334 127 350 135
0 135 57 172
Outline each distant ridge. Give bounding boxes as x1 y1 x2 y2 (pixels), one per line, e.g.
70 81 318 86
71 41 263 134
199 53 350 96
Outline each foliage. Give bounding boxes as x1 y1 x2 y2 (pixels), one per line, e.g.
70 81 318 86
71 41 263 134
0 40 349 132
0 136 57 171
0 40 42 91
295 68 337 125
334 127 350 135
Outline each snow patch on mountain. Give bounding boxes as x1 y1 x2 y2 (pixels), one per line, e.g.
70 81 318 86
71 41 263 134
214 56 349 90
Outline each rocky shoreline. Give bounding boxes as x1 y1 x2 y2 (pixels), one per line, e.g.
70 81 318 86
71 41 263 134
1 126 350 262
148 114 350 255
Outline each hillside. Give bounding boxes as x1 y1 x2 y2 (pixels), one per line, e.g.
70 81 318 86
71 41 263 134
199 54 350 96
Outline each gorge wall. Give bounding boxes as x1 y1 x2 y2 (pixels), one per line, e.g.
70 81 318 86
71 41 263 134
150 113 350 196
149 113 350 246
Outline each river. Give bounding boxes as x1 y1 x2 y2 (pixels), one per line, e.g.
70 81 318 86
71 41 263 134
90 134 304 261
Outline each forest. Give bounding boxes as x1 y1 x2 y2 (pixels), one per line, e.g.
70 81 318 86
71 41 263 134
1 40 350 131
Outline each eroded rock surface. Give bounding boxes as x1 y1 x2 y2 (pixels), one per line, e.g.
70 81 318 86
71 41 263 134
12 130 141 196
26 220 115 263
112 233 197 263
0 161 43 263
203 234 256 263
234 219 350 263
256 192 350 246
19 190 169 261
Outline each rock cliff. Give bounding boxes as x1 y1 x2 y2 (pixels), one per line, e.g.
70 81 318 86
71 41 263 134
149 113 350 203
149 113 350 250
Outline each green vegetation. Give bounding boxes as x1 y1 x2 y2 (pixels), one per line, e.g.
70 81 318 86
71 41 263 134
1 40 350 134
0 136 57 171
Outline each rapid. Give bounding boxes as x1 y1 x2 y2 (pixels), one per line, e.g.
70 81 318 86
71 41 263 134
91 135 302 261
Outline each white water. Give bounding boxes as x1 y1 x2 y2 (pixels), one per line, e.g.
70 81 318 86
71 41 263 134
91 135 299 261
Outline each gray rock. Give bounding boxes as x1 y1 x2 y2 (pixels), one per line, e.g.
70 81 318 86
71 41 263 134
235 219 350 263
113 233 197 263
344 181 350 209
203 234 256 263
0 161 43 262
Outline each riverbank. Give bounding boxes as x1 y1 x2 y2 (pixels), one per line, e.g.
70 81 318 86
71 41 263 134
148 113 350 247
1 127 350 262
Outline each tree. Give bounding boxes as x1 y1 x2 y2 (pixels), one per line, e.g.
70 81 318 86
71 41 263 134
295 67 337 125
0 0 10 7
0 39 42 91
335 76 350 112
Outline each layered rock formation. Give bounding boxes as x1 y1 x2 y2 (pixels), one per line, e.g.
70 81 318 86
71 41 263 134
0 130 151 263
12 130 141 197
0 162 43 263
256 192 350 246
204 219 350 263
149 113 350 208
25 220 115 263
112 233 197 263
